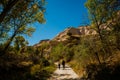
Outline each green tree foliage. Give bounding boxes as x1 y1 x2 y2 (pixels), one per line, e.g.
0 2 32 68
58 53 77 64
14 36 28 53
36 42 50 57
0 0 46 23
64 46 74 62
50 43 65 61
73 36 101 66
72 1 120 79
0 0 46 55
0 1 56 80
85 0 120 54
85 0 120 25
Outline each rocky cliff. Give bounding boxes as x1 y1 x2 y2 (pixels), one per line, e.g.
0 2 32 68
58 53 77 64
53 26 96 42
34 26 97 47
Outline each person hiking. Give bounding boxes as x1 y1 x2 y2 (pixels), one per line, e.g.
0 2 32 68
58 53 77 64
62 60 65 70
58 62 60 69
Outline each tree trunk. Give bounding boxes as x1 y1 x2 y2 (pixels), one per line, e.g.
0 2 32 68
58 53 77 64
95 52 101 64
0 25 22 56
0 0 20 23
0 31 17 56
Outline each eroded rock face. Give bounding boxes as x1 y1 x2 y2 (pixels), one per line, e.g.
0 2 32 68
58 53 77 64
34 26 98 48
33 26 101 56
53 26 97 42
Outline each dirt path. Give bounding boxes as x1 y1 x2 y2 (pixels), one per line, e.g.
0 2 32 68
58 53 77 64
48 63 80 80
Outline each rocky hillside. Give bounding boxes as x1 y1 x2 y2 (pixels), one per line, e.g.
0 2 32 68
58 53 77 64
53 26 96 42
34 26 97 47
34 39 50 47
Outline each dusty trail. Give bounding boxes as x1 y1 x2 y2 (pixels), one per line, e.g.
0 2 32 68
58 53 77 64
48 63 80 80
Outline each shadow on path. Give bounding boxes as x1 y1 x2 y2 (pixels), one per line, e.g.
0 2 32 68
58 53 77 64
48 63 81 80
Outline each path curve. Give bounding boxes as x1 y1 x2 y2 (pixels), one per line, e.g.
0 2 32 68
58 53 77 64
48 63 80 80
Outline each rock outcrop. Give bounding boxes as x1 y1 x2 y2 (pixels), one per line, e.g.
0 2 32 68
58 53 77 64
34 26 98 47
53 26 97 42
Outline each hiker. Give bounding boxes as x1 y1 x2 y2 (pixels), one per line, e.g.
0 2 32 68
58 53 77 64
62 60 65 69
58 62 60 69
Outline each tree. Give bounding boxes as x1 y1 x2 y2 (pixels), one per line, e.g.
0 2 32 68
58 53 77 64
50 43 65 61
64 46 74 62
0 0 20 23
0 0 46 55
74 36 102 65
14 36 28 53
37 42 50 57
85 0 120 53
0 0 46 23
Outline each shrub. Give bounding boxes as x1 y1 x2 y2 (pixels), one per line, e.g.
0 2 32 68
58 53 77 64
84 63 120 80
30 64 42 75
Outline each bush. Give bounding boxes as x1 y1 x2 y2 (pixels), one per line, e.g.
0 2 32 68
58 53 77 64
30 64 42 75
84 63 120 80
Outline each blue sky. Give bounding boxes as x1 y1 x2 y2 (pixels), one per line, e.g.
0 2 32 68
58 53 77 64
26 0 89 45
